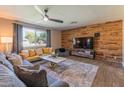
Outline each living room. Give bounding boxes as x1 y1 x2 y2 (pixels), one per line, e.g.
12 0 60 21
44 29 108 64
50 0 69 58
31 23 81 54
0 5 124 88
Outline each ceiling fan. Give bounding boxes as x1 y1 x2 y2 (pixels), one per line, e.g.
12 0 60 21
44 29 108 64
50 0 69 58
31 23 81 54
34 5 64 23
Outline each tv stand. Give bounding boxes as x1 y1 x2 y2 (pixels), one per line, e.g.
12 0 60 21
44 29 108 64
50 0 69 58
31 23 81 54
71 49 95 59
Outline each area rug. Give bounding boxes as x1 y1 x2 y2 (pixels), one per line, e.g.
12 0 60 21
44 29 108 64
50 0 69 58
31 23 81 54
40 59 99 87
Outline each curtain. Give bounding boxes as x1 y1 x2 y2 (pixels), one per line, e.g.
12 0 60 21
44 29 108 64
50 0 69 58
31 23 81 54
13 23 23 53
47 30 51 47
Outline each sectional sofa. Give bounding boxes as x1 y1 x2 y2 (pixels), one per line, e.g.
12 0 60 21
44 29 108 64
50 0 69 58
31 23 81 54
0 52 69 87
19 47 53 62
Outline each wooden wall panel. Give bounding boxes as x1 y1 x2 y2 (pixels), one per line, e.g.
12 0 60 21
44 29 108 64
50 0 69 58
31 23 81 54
62 20 122 63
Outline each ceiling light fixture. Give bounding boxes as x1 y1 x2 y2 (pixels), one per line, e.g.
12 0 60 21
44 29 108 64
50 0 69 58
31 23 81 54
44 17 48 21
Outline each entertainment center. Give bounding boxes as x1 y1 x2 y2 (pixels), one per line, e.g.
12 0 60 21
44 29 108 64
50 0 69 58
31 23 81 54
71 49 95 59
71 37 95 59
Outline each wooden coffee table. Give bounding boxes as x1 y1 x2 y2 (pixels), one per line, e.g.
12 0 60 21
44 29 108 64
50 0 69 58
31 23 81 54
40 55 66 69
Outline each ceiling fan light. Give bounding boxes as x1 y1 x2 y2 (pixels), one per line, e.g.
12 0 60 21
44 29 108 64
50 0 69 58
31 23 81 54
44 17 48 21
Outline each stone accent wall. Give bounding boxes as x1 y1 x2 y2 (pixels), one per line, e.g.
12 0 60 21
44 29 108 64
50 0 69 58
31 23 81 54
61 20 122 63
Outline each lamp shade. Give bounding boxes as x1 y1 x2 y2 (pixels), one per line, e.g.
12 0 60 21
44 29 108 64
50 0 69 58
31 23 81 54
0 37 12 43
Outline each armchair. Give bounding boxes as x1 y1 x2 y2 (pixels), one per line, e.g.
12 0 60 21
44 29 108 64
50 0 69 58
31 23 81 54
55 48 70 57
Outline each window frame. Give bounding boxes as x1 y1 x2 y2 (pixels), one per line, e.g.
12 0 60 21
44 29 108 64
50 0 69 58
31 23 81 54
22 26 48 49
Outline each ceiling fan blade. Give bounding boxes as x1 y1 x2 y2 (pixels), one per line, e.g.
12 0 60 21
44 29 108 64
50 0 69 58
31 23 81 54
49 18 63 23
34 5 45 18
34 6 63 23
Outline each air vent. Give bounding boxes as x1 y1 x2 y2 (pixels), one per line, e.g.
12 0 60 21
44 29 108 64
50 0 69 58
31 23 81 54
70 21 78 24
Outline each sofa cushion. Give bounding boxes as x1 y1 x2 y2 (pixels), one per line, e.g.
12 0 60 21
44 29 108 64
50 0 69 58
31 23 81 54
23 60 33 66
0 64 26 87
42 48 52 54
0 55 14 72
35 48 43 55
29 49 36 57
20 50 29 58
20 63 40 70
14 66 48 87
26 56 41 62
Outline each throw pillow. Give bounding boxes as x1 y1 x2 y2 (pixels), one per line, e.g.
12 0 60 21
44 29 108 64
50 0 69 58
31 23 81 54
42 48 53 54
29 49 36 57
59 48 66 52
20 50 29 58
14 66 48 87
35 48 43 55
48 48 53 54
8 54 23 66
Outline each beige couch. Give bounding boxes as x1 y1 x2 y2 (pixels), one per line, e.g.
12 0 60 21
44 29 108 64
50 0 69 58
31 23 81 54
19 47 53 62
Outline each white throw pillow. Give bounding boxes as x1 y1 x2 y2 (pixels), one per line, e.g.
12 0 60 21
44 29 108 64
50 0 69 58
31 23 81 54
8 54 23 66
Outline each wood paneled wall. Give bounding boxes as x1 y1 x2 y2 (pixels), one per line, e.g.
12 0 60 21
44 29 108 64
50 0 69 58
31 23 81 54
62 20 122 63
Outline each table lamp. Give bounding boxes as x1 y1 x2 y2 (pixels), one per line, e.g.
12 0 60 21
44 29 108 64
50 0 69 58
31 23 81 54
0 37 12 54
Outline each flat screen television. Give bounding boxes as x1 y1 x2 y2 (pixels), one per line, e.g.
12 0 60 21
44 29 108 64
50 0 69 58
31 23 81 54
73 37 94 49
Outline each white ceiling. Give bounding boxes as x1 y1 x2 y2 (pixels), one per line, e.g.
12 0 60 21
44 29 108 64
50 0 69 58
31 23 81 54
0 5 124 30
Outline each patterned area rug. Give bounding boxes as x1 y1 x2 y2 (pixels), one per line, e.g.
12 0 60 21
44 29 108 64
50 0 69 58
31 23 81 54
40 59 99 87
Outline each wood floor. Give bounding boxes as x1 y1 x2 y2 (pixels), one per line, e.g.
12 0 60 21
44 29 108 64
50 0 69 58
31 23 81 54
67 56 124 87
34 56 124 87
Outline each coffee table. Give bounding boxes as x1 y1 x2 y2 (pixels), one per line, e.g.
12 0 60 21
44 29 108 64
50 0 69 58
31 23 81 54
40 55 66 69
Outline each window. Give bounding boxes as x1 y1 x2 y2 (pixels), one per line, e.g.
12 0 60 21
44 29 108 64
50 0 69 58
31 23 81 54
22 27 47 48
35 30 47 47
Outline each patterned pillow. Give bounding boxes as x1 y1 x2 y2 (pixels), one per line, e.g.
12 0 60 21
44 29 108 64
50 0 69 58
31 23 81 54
8 54 23 66
35 48 43 55
20 50 29 58
14 66 48 87
29 49 36 57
